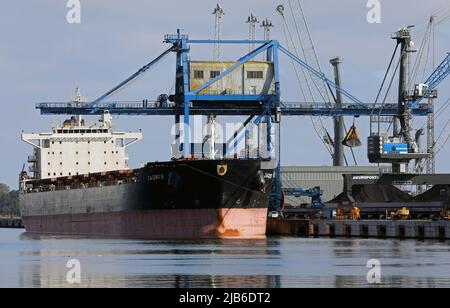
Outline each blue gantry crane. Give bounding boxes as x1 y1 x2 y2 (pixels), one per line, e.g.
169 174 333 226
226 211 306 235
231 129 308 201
34 30 434 210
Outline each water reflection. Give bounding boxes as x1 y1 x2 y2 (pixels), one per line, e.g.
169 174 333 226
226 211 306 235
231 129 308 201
17 233 282 288
1 230 447 288
20 268 283 288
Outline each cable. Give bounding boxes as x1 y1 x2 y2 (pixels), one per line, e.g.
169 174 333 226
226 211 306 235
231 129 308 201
434 98 450 121
278 7 334 158
372 43 399 111
280 14 308 102
288 0 330 103
378 44 406 119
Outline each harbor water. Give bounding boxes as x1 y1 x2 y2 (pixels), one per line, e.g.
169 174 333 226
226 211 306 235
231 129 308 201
0 228 449 288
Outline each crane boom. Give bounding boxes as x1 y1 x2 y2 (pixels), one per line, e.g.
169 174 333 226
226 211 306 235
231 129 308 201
87 46 174 108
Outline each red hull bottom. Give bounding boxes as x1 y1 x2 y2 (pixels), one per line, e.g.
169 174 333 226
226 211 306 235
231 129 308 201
22 208 268 239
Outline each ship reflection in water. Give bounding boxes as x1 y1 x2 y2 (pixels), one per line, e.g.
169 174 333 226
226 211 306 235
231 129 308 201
0 229 448 287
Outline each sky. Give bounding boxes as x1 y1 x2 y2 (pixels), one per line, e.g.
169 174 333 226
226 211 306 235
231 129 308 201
0 0 449 188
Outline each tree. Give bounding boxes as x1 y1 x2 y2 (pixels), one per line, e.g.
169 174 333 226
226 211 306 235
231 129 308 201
0 183 20 217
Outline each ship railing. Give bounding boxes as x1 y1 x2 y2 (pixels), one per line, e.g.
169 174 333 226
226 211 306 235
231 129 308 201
37 100 171 109
280 102 395 109
279 102 429 110
23 177 139 194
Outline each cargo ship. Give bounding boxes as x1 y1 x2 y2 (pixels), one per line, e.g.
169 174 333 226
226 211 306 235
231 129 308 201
19 94 275 239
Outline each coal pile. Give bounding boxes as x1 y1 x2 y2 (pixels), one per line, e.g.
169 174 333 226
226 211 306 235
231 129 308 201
414 185 450 202
329 184 413 203
329 184 450 204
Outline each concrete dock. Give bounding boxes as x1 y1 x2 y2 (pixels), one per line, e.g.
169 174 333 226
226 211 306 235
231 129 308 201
267 219 450 240
2 216 449 239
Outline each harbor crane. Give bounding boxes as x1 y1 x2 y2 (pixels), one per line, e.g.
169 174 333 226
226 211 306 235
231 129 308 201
35 29 434 209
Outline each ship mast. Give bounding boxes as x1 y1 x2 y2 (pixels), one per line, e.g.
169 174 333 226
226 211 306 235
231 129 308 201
206 4 226 159
73 87 83 127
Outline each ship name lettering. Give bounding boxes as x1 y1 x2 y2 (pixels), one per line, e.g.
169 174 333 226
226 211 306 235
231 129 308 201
148 174 164 181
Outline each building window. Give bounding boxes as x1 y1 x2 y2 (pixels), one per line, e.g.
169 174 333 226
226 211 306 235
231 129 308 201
88 162 90 165
76 162 79 165
53 173 56 176
60 173 63 176
60 162 62 165
116 162 119 165
104 162 107 165
60 152 62 155
88 151 90 155
48 152 50 155
52 141 54 144
76 151 78 155
194 70 204 79
210 70 220 79
104 151 107 154
247 70 263 79
59 141 62 144
69 172 71 176
48 173 51 176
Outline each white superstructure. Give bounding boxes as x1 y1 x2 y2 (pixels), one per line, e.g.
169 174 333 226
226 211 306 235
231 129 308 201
22 111 143 180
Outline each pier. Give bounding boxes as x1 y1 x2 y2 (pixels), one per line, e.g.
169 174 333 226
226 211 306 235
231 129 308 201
267 219 450 240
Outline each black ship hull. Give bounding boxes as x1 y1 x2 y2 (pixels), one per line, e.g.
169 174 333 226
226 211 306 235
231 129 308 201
20 159 275 238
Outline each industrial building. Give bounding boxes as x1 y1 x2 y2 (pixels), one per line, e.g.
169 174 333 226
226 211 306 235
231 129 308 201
281 166 384 205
